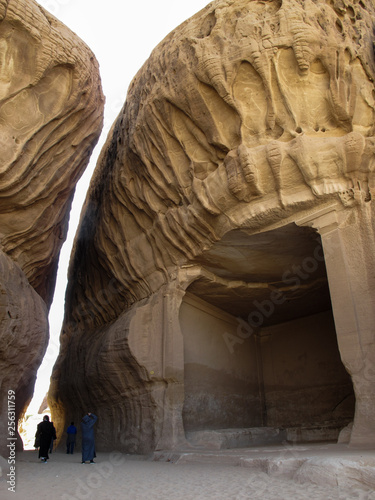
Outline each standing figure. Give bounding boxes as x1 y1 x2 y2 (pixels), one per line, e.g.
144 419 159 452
49 421 56 453
81 412 97 464
66 421 77 454
35 415 56 463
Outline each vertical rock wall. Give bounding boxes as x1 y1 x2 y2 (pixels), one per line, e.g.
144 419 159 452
0 0 104 453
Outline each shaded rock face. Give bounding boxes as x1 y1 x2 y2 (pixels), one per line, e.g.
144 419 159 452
50 0 375 452
0 0 104 452
0 252 48 450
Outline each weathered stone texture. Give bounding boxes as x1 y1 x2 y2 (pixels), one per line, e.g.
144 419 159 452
0 0 104 452
0 0 104 305
50 0 375 452
0 251 48 446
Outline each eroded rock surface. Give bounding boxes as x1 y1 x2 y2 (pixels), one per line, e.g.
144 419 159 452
0 0 104 453
50 0 375 453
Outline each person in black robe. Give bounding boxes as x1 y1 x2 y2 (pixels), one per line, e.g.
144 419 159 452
35 415 56 463
81 412 97 463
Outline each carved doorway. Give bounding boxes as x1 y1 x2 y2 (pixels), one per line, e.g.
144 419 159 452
179 223 355 443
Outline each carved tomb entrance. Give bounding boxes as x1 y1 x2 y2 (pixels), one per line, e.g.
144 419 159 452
179 223 355 446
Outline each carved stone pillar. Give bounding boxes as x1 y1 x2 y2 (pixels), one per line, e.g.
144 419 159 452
297 200 375 447
127 281 187 451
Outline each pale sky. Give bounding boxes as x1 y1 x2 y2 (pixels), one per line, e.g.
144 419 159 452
29 0 210 413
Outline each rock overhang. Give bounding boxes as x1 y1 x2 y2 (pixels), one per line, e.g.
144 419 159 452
63 0 375 328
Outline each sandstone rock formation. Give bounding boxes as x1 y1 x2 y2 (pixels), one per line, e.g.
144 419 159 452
50 0 375 453
0 0 104 454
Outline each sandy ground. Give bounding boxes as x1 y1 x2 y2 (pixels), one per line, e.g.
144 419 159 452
1 444 375 500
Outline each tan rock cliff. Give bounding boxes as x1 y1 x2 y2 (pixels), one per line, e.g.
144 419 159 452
0 0 104 453
50 0 375 452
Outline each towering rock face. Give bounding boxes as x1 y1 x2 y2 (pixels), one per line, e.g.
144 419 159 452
0 0 104 453
50 0 375 452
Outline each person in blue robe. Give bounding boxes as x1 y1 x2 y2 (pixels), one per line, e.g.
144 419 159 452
81 413 97 463
66 421 77 454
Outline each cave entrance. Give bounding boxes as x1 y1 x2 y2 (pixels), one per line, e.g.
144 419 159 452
179 223 355 446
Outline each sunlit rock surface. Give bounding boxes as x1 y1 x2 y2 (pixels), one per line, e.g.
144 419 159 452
0 0 104 453
50 0 375 454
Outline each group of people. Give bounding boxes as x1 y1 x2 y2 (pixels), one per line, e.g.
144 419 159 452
35 412 97 464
